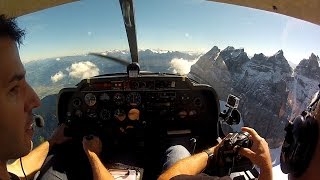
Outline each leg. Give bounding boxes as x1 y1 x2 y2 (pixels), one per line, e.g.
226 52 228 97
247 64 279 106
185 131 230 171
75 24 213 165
162 145 191 172
33 154 68 180
34 142 92 180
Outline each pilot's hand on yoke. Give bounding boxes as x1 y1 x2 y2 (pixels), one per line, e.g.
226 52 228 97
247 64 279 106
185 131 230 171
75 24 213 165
238 127 272 179
48 124 72 148
82 135 103 156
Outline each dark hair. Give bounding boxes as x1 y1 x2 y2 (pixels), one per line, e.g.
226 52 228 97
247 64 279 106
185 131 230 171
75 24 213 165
0 14 25 45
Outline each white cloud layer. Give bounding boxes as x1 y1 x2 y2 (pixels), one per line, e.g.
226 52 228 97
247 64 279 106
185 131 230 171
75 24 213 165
67 61 100 79
170 58 199 75
51 71 65 83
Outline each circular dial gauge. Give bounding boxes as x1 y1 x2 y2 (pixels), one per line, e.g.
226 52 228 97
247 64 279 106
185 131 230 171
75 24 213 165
113 93 125 105
72 98 82 107
178 110 188 119
87 109 97 118
189 110 197 117
100 93 110 102
74 110 83 118
193 98 202 106
139 82 146 89
84 93 96 106
127 92 141 106
128 108 140 121
114 109 126 121
131 81 139 89
100 109 111 121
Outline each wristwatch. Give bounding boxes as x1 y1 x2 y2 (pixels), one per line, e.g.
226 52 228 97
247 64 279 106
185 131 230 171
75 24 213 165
203 148 215 160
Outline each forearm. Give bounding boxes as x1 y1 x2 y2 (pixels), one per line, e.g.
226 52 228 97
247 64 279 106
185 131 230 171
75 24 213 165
258 164 273 180
87 152 114 180
257 152 273 180
7 141 50 178
158 146 216 180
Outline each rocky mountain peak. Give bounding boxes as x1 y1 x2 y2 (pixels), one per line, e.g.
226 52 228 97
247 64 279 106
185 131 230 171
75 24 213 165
310 53 319 62
268 50 292 73
221 46 244 53
270 50 285 61
249 50 291 74
220 46 245 57
252 53 267 61
275 50 284 57
202 46 220 59
140 49 155 56
216 47 249 74
224 46 235 51
210 46 220 53
295 53 320 79
205 46 220 56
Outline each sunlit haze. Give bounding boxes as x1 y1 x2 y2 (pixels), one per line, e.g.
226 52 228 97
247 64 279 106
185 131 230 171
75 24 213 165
17 0 320 65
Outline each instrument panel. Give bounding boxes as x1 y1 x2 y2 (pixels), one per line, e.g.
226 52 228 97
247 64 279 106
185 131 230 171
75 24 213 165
57 74 220 152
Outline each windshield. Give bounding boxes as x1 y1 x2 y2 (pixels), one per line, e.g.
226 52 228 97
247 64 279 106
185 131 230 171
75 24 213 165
17 0 320 177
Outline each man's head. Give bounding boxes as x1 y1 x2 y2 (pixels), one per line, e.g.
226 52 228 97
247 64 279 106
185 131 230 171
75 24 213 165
0 15 40 161
291 91 320 180
283 90 320 180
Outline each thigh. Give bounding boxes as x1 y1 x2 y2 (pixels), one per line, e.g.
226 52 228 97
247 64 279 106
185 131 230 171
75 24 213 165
35 143 92 180
162 145 191 171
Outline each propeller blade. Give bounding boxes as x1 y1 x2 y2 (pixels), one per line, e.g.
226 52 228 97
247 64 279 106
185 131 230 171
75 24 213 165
89 52 130 66
119 0 139 63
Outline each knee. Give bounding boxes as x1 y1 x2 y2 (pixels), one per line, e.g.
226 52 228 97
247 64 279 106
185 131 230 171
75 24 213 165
166 145 191 158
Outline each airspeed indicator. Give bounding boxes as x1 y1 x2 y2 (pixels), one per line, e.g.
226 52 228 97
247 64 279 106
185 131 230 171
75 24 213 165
84 93 96 106
127 92 141 106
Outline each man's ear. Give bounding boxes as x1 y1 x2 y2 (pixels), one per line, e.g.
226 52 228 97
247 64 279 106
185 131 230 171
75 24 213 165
312 101 320 123
30 140 33 152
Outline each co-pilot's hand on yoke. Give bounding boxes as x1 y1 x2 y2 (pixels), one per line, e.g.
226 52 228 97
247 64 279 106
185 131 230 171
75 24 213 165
82 135 103 156
48 124 72 148
82 136 115 180
238 127 272 169
239 127 272 180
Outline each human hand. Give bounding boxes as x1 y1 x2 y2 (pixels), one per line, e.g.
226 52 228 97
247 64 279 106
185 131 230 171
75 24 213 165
238 127 272 170
208 136 227 156
82 135 102 156
48 124 72 147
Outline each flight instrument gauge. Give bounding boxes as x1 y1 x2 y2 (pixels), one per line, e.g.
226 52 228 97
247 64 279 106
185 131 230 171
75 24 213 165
113 93 125 105
127 92 141 106
100 109 111 121
114 109 126 121
84 93 96 106
100 93 110 102
128 108 140 120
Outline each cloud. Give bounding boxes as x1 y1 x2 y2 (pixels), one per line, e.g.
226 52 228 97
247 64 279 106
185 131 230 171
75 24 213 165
88 31 92 36
51 71 65 83
170 57 199 75
66 61 100 79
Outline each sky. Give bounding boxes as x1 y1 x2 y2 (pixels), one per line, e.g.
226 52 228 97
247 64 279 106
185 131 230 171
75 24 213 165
17 0 320 64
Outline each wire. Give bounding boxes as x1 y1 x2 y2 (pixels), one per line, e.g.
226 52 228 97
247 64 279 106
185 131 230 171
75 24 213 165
19 157 28 180
228 156 236 176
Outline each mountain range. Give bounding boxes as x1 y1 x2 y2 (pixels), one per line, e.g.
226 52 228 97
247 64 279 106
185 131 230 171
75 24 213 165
189 46 320 147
